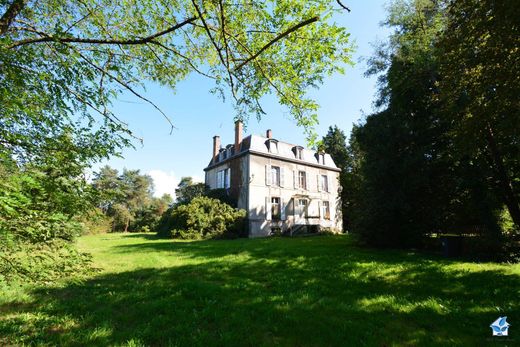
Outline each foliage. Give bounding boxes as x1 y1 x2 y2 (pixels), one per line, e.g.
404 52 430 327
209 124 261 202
175 177 208 205
1 0 353 281
0 239 94 284
1 233 519 345
438 0 520 227
1 0 354 154
92 166 172 232
157 196 245 239
320 125 354 231
339 0 518 259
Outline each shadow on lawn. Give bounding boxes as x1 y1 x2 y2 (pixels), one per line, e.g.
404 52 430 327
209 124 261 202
1 237 519 346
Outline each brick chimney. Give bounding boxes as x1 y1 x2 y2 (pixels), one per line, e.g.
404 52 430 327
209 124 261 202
213 135 220 163
235 120 243 153
266 129 272 139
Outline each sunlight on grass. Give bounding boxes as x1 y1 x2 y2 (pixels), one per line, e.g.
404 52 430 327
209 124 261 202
1 233 519 346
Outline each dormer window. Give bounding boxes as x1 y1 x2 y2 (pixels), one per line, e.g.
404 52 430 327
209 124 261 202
293 146 304 160
218 149 225 161
315 152 325 165
266 139 278 154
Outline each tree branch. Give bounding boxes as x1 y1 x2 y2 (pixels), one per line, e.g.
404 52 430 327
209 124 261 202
234 16 319 71
0 0 27 35
7 16 197 49
336 0 351 12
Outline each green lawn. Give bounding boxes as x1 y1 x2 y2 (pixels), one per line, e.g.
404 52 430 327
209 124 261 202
1 233 519 346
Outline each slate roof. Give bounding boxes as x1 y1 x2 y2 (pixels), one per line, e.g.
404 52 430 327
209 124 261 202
205 134 340 172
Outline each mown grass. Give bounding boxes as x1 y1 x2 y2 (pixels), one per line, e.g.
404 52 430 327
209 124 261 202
1 233 519 346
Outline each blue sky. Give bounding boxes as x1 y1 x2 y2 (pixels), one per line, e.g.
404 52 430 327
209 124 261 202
96 1 392 198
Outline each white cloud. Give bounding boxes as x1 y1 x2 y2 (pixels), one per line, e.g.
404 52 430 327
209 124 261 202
147 170 178 198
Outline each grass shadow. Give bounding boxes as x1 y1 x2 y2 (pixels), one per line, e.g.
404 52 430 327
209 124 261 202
1 235 518 346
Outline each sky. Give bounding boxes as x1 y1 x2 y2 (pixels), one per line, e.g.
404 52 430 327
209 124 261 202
95 1 392 198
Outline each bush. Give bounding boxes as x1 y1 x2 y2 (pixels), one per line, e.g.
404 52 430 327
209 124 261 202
157 197 246 239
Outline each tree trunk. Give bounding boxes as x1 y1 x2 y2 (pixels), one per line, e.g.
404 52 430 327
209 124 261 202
485 124 520 228
124 219 129 232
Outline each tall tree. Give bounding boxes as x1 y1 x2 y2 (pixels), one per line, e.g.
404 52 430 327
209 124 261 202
321 125 351 230
439 0 520 228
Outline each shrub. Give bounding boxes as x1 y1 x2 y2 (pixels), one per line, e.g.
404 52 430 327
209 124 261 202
157 197 246 239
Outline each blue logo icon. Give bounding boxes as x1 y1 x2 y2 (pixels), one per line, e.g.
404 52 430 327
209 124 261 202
490 316 510 336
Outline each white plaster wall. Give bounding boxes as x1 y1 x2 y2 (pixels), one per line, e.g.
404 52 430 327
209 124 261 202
248 154 342 237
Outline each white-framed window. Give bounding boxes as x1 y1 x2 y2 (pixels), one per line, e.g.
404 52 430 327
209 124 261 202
320 174 329 192
296 198 308 217
266 165 283 187
298 171 307 190
317 153 325 165
271 197 281 220
216 168 230 189
267 139 278 154
321 201 330 220
293 146 303 159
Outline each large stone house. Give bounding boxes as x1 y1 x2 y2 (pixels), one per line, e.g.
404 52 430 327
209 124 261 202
204 121 342 237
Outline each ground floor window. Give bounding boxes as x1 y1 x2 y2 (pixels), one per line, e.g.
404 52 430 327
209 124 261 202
296 198 308 217
321 201 330 220
271 197 281 220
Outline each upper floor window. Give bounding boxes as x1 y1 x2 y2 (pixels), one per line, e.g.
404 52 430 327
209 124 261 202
217 168 231 189
319 174 329 192
266 165 283 187
266 139 278 154
271 166 280 186
298 171 307 190
293 146 304 160
316 152 325 165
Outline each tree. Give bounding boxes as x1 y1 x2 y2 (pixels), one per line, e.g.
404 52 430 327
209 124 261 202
320 125 351 230
1 0 354 165
175 177 208 205
438 0 520 228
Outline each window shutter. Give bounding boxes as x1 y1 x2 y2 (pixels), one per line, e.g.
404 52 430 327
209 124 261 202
281 198 286 220
318 200 322 219
317 174 321 192
266 197 272 220
265 165 271 186
292 198 296 216
293 170 297 189
280 167 285 187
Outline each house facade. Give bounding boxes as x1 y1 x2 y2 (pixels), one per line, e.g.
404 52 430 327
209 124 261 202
204 121 342 237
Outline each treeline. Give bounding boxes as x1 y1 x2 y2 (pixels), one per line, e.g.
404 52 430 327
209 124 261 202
321 0 519 260
91 171 245 239
91 166 172 233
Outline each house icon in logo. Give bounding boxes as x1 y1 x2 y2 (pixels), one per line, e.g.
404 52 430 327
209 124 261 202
490 316 510 336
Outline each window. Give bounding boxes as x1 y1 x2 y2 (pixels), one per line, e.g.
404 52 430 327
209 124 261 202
320 174 329 192
293 146 304 159
271 197 281 220
298 171 307 190
296 198 308 217
267 139 278 154
316 152 325 165
216 168 230 189
321 201 330 220
271 166 280 186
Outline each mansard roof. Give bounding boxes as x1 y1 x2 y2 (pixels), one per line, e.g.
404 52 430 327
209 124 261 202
205 134 340 172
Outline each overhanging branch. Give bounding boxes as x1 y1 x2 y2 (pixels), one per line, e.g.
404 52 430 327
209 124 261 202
234 16 319 71
7 16 197 49
0 0 27 35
